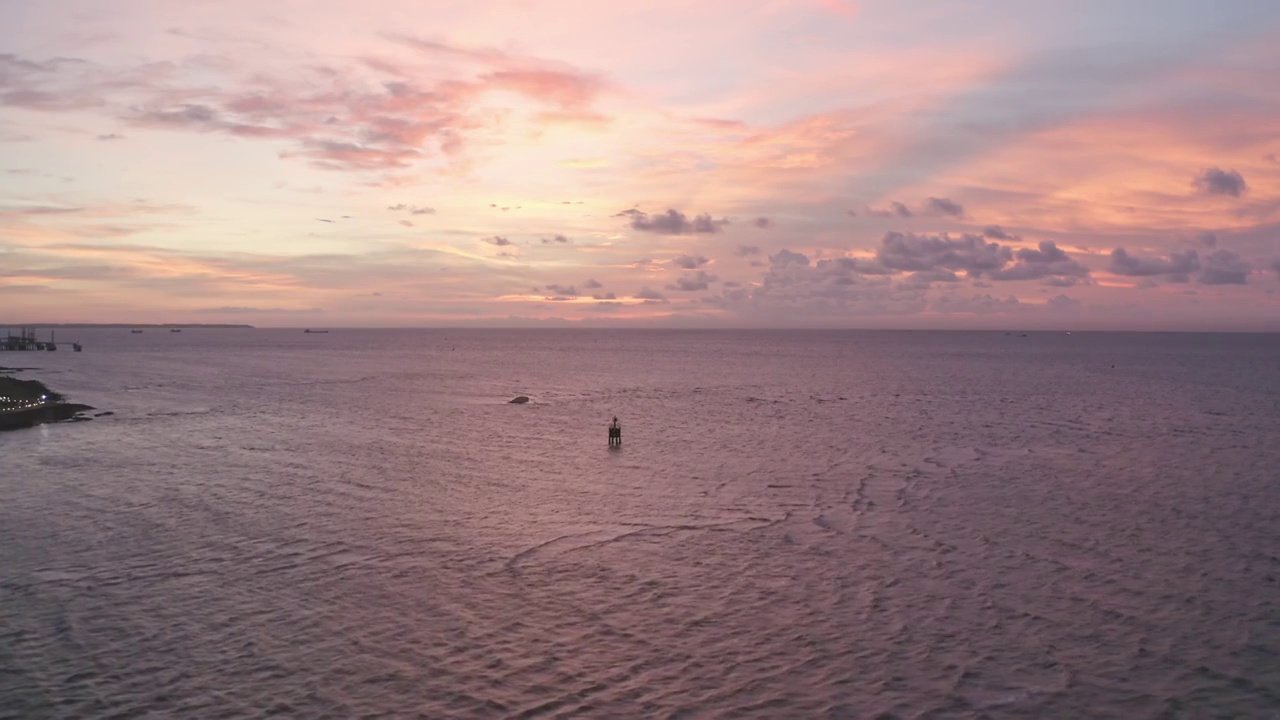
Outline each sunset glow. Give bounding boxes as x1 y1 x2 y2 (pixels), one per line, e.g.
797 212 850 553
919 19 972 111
2 0 1278 329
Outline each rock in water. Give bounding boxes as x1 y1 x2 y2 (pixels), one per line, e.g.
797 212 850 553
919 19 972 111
508 396 531 404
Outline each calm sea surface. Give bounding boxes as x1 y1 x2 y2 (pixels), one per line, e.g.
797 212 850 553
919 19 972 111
2 329 1279 719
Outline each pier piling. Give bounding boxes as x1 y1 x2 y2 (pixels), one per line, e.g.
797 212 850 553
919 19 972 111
2 328 71 352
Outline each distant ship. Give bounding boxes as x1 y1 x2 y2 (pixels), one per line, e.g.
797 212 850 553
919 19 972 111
170 328 182 333
303 329 329 334
131 329 143 334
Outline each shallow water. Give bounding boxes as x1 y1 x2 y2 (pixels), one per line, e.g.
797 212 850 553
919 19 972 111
2 329 1279 718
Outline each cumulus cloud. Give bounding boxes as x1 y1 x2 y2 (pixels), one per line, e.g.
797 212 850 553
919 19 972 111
625 258 662 271
617 208 726 234
583 278 603 289
923 197 965 217
543 283 578 296
485 236 511 246
1109 248 1200 281
1197 231 1218 248
592 291 616 300
983 225 1015 240
1110 248 1247 285
540 234 570 244
754 217 773 228
990 241 1090 285
1194 167 1248 197
814 256 894 276
666 270 717 292
706 247 929 318
736 245 761 257
635 286 667 301
769 248 810 267
673 253 710 269
1198 249 1250 285
901 269 961 287
874 231 1010 277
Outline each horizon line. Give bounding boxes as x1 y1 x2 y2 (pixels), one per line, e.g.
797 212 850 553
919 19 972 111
6 323 1280 335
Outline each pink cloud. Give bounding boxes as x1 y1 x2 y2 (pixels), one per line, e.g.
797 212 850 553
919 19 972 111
480 68 604 108
0 35 610 174
817 0 859 18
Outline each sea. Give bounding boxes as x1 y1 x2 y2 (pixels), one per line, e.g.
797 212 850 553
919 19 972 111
2 328 1279 719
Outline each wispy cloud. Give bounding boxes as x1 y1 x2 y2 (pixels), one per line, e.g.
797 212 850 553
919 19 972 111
388 203 435 215
0 36 610 176
866 197 965 219
193 306 323 314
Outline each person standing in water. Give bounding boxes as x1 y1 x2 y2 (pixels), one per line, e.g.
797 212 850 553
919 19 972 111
609 416 621 446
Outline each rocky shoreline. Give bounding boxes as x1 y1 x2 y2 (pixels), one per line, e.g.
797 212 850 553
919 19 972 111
0 371 96 432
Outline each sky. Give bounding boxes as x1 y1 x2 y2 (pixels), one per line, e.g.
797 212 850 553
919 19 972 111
1 0 1278 330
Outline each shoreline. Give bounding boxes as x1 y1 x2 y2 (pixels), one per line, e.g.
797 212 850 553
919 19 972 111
0 373 96 432
0 403 97 431
0 323 251 328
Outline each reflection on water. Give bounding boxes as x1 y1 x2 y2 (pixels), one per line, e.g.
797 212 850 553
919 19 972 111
2 329 1279 717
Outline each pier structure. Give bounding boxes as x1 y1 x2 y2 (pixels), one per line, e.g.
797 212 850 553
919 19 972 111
1 327 54 351
1 328 69 352
608 417 622 446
